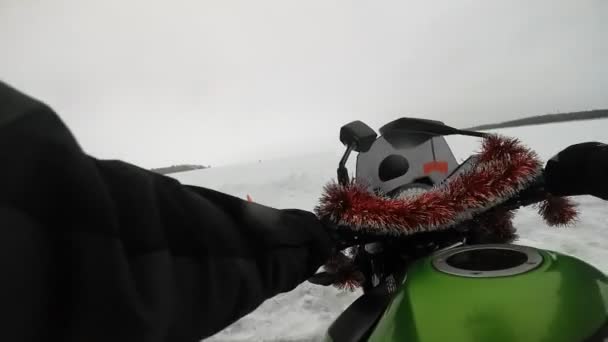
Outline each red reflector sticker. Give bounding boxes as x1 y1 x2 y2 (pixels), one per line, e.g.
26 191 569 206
423 161 449 175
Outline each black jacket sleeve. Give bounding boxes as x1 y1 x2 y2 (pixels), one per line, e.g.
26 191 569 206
545 142 608 200
0 82 333 342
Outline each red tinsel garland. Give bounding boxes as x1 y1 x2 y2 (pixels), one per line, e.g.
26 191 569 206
316 135 577 236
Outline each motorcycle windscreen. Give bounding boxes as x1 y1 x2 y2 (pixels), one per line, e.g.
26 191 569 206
355 132 459 195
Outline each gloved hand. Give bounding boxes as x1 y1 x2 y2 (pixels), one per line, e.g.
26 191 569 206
545 142 608 200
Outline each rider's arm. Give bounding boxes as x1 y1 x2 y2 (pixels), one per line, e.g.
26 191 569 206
0 82 333 341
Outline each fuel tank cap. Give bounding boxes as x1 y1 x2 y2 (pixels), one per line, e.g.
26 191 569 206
432 244 543 278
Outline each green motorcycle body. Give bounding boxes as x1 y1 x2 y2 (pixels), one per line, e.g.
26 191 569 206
326 119 607 341
327 244 608 342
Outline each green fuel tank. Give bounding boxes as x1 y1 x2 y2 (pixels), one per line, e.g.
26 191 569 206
325 118 607 341
365 244 607 342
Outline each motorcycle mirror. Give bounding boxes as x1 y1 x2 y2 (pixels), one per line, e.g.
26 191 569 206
380 118 487 138
340 121 378 152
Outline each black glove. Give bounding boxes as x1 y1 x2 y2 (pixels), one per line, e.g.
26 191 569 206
545 142 608 200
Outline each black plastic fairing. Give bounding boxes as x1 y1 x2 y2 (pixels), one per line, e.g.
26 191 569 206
327 291 392 342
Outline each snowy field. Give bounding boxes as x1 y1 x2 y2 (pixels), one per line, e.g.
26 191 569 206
172 119 608 342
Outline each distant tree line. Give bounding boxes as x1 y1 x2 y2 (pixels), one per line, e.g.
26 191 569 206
150 164 209 175
149 110 607 174
465 109 608 131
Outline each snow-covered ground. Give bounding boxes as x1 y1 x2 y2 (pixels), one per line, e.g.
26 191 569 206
172 119 608 342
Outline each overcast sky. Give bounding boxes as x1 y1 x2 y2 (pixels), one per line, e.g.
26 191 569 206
1 0 607 168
